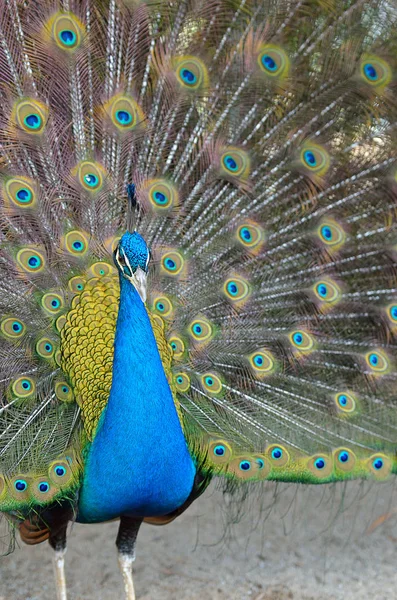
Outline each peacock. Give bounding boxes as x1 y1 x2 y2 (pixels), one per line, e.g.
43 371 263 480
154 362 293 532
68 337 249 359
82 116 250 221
0 0 396 598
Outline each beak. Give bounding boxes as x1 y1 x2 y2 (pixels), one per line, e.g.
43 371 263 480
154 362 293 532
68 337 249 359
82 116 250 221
131 267 147 303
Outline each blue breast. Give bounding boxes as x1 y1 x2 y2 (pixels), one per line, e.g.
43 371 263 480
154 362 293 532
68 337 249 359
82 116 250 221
77 276 196 523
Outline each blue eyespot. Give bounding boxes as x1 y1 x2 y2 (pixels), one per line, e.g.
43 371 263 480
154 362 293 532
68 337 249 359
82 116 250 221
39 482 50 493
271 447 283 460
171 342 177 350
338 394 348 407
165 258 176 270
12 321 23 333
28 255 41 269
72 240 84 251
156 302 165 312
14 479 27 492
115 110 132 125
59 30 77 46
389 305 397 321
321 225 332 240
239 460 251 471
44 343 53 353
154 191 167 205
223 155 238 172
256 458 264 469
24 114 41 130
21 380 31 391
176 376 183 384
62 385 69 394
316 283 328 298
373 458 384 470
261 54 278 72
180 68 197 85
84 173 99 187
338 451 349 463
369 353 379 367
240 227 252 242
76 283 83 291
51 299 60 309
314 458 325 470
193 324 202 334
205 376 214 387
227 281 238 296
214 444 226 457
16 188 32 203
54 465 67 477
253 354 263 367
293 332 303 345
304 150 316 166
364 63 378 81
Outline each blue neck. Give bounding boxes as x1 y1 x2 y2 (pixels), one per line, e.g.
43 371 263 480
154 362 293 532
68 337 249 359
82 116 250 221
78 276 196 523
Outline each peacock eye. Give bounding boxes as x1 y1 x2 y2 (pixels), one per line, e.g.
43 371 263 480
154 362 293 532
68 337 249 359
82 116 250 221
115 110 132 125
59 30 76 45
14 479 28 492
38 481 50 493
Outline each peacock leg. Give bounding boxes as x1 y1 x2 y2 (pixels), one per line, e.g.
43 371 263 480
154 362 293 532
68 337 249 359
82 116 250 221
116 516 143 600
49 522 68 600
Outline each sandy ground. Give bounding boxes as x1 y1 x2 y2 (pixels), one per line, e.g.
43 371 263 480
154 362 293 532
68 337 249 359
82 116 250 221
0 480 396 600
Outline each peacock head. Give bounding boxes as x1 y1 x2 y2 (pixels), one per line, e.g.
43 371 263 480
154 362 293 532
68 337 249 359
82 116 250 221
114 231 150 303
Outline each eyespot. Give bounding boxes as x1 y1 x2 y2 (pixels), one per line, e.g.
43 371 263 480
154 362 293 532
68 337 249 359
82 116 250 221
55 381 75 402
209 440 233 464
334 391 357 414
14 479 28 492
248 349 275 377
87 262 116 279
236 222 265 253
201 373 223 395
11 376 36 398
189 317 214 343
36 337 56 359
74 161 105 192
169 335 185 359
64 231 89 256
161 251 185 276
13 98 48 134
49 460 73 485
174 56 209 90
174 372 190 393
257 45 290 79
4 177 37 208
146 179 179 211
104 94 144 131
68 276 86 293
317 219 346 250
41 292 64 315
367 454 392 479
228 457 259 480
17 248 46 274
267 444 289 467
300 143 330 176
222 276 251 305
313 278 341 304
365 349 390 374
1 317 26 339
153 295 173 317
386 304 397 324
360 55 392 90
307 454 333 478
333 448 356 472
220 147 250 180
289 329 315 353
47 11 84 51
